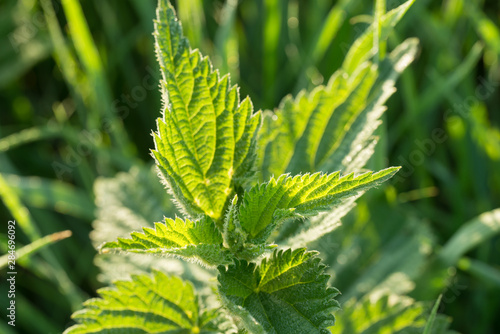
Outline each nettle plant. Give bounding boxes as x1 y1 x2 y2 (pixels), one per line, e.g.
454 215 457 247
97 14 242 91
66 0 420 333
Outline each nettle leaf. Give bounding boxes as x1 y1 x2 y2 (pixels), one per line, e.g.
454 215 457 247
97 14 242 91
222 195 246 251
239 167 400 243
153 0 261 221
64 271 229 334
221 195 278 260
218 249 340 334
258 64 376 179
321 38 419 173
257 2 418 180
100 216 232 267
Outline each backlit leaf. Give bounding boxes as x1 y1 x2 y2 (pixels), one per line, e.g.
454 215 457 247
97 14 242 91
239 167 400 243
101 216 232 267
153 0 260 221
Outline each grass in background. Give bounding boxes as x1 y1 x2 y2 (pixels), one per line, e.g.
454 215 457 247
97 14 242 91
0 0 499 333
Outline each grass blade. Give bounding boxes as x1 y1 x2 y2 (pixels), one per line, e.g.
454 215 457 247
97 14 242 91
439 208 500 266
60 0 131 153
423 294 442 334
0 230 72 270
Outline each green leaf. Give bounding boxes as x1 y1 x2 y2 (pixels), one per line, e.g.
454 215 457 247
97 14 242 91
222 195 246 251
220 195 277 261
258 68 374 179
218 249 339 334
100 216 232 267
64 270 230 334
240 167 400 243
257 38 418 179
439 208 500 266
320 38 419 173
152 0 261 221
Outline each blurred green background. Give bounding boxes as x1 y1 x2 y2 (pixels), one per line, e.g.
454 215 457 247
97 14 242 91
0 0 499 333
